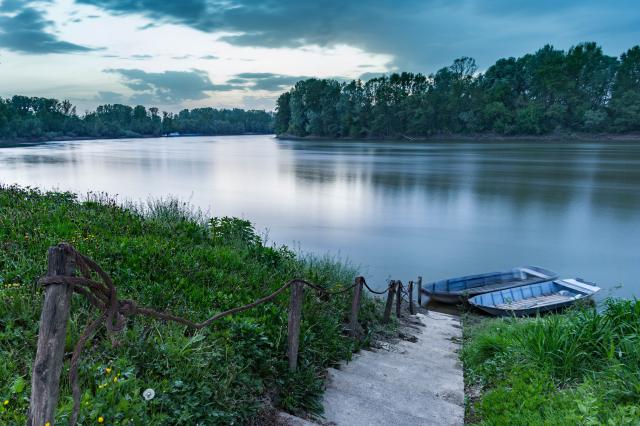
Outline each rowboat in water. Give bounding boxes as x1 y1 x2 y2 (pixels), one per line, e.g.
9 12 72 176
421 266 557 304
469 278 601 317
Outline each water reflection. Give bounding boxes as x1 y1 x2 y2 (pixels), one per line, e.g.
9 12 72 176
1 136 639 299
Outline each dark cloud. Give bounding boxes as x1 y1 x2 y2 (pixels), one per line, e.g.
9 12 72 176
0 0 38 12
131 54 153 60
230 72 307 91
172 54 193 60
0 5 96 54
76 0 640 70
200 54 218 60
105 68 235 104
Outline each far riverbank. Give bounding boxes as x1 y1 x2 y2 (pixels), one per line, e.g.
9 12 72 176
277 131 640 142
0 132 274 148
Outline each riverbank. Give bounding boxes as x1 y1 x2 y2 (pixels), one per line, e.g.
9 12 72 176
0 185 389 424
0 132 274 147
277 132 640 142
462 301 640 425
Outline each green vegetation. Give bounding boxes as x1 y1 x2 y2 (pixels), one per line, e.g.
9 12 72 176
462 300 640 425
0 185 386 425
0 99 273 141
276 43 640 138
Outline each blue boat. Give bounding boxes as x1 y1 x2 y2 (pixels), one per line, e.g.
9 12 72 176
468 278 601 317
421 266 557 304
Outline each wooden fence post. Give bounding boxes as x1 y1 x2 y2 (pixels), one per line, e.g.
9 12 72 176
287 280 304 372
383 280 396 324
417 276 423 307
28 244 76 426
408 280 414 315
396 281 403 318
349 277 364 338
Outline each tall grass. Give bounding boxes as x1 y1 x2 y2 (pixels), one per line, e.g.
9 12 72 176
463 300 640 425
0 184 388 425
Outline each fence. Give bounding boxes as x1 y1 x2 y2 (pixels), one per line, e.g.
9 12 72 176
27 243 422 426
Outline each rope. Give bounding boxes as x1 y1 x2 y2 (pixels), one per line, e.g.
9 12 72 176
362 278 390 295
304 280 358 295
37 244 413 424
38 244 352 426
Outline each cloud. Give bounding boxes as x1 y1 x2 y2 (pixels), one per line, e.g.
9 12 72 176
230 72 307 91
359 72 386 81
77 0 640 71
200 54 218 60
104 68 235 104
0 5 96 54
95 90 126 104
131 54 153 60
242 95 278 111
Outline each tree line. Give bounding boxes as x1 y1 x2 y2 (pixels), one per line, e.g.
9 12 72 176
0 97 274 141
275 43 640 138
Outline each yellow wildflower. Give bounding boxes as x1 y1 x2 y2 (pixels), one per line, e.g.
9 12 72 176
113 376 118 382
98 416 104 423
105 367 112 374
45 423 51 426
3 399 8 405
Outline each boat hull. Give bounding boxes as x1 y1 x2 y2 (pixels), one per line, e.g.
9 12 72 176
421 266 558 305
469 278 600 317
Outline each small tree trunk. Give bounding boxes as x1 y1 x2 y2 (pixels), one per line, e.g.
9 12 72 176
28 244 76 426
287 280 304 371
383 281 396 324
396 281 403 318
417 276 423 306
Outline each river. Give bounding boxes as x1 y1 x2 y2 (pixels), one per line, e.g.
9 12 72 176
1 135 639 299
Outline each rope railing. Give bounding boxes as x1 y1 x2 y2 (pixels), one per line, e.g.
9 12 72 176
27 243 423 426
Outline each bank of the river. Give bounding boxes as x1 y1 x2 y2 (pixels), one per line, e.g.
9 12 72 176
462 302 640 425
0 132 273 147
277 131 640 142
0 185 389 424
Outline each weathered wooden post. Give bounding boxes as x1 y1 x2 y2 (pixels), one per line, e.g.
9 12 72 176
287 280 305 371
417 276 423 307
349 277 364 338
28 243 76 426
408 280 415 314
396 280 403 318
383 280 396 324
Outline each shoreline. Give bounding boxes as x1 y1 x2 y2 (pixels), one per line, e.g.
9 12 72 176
276 132 640 142
0 132 274 147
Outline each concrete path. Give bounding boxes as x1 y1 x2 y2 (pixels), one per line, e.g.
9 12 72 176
280 311 464 426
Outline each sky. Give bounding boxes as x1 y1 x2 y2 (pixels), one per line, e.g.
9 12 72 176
0 0 638 113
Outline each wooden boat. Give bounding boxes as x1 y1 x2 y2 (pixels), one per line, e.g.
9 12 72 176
421 266 557 304
468 278 601 317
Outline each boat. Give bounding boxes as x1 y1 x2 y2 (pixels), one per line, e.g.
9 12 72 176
468 278 601 317
421 266 557 304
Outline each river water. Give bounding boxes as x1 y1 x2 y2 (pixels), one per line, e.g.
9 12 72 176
1 135 639 299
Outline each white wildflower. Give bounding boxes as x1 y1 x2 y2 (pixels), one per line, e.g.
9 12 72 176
143 388 155 401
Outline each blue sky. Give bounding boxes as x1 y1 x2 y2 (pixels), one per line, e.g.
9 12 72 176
0 0 638 112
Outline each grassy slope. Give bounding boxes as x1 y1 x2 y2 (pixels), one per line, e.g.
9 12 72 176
462 302 640 425
0 185 386 425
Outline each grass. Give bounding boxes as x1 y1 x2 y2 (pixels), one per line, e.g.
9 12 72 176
0 184 390 425
462 300 640 425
